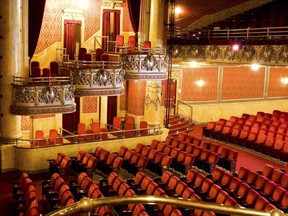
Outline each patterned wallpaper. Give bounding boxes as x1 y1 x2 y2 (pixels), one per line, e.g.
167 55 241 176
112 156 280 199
127 80 146 115
120 81 127 110
21 116 30 131
122 1 133 32
222 66 265 100
181 67 219 101
268 67 288 97
82 97 98 113
84 1 101 41
36 0 128 54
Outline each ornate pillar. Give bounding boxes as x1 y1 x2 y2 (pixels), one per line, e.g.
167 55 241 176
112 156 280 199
0 0 23 143
149 0 164 47
144 80 163 127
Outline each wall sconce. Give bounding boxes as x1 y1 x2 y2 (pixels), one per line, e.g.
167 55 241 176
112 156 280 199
232 44 240 51
196 79 205 87
281 77 288 85
189 61 198 67
175 6 182 16
251 63 260 71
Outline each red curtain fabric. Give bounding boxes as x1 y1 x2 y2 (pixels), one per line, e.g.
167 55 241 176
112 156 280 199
64 21 76 60
102 12 111 51
102 10 121 51
127 0 141 38
28 0 46 58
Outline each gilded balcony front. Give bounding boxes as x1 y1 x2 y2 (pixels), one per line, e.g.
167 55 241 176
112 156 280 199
59 61 125 96
121 48 167 80
10 76 76 115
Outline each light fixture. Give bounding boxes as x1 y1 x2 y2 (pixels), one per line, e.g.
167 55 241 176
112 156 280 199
196 79 205 87
281 77 288 85
251 63 260 71
189 61 198 67
175 6 182 16
232 44 240 51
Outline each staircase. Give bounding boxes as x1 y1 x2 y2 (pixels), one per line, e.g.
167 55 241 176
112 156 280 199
165 115 194 136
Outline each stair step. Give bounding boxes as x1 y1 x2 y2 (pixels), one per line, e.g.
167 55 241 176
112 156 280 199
168 120 190 129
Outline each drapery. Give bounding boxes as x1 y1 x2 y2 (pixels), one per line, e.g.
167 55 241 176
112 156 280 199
64 21 76 60
102 10 121 51
127 0 141 36
28 0 46 58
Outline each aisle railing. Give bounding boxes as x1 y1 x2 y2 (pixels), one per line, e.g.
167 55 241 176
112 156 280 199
45 195 285 216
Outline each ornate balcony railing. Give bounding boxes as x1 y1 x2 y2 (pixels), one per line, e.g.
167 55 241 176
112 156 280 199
59 60 125 96
121 48 168 80
10 76 76 115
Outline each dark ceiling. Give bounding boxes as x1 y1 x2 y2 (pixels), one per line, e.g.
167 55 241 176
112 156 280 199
174 0 250 29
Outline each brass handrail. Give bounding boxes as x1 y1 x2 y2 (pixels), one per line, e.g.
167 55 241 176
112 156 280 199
44 195 285 216
177 100 193 123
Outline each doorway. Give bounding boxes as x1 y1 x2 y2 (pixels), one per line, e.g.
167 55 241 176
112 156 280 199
107 96 118 126
62 97 80 136
102 10 120 51
64 20 82 60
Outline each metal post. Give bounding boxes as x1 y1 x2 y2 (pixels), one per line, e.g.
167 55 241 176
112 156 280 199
165 0 175 128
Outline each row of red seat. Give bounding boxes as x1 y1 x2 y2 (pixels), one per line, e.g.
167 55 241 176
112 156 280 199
32 129 63 147
204 110 288 161
12 173 39 216
150 135 239 174
183 166 287 213
41 172 111 215
48 153 71 178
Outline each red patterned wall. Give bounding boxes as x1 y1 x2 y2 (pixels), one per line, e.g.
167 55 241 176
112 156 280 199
181 68 218 101
35 0 115 53
120 81 127 110
82 97 98 113
222 66 265 100
21 116 30 131
123 1 134 32
127 80 146 115
268 67 288 97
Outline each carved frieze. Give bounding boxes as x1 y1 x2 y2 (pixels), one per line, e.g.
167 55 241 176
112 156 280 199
11 83 76 115
121 53 167 80
70 67 125 96
173 44 288 65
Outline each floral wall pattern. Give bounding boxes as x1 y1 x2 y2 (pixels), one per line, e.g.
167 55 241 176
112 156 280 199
268 67 288 97
82 97 97 113
222 66 265 100
181 67 218 101
127 80 146 115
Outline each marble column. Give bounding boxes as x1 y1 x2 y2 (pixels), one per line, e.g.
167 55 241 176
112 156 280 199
0 0 23 143
149 0 164 47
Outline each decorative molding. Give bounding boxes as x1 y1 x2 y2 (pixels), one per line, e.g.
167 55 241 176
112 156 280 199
65 66 125 96
121 53 167 80
173 44 288 65
145 81 161 111
102 0 124 9
11 83 75 115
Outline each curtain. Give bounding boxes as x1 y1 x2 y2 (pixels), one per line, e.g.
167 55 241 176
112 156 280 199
102 12 111 51
127 0 141 37
64 21 76 60
28 0 46 58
